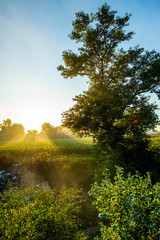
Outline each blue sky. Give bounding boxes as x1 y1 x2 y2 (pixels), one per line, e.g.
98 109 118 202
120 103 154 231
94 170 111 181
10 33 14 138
0 0 160 132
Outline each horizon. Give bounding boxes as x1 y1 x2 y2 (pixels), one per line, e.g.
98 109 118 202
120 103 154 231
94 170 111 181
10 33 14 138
0 0 160 132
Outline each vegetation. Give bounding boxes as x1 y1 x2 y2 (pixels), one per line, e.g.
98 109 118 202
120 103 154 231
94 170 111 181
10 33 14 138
1 2 160 239
0 186 86 240
0 138 160 239
40 122 72 139
0 139 97 192
0 139 98 239
58 2 160 155
0 119 73 142
90 167 160 239
0 138 93 160
0 119 25 141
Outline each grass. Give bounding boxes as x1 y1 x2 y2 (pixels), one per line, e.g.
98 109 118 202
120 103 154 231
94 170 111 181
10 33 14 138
0 138 94 156
1 136 159 190
0 137 97 191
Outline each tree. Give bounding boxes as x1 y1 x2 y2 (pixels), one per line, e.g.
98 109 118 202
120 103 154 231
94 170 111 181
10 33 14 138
26 129 38 141
0 119 25 141
41 122 57 138
41 122 72 139
0 119 12 140
58 3 160 150
27 130 38 135
11 123 25 139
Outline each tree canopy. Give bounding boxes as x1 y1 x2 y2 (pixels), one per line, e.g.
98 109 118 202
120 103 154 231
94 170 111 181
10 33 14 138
41 122 57 138
40 122 72 139
0 119 25 141
58 3 160 149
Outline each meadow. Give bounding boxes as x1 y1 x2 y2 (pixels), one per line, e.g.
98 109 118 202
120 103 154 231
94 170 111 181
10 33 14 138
0 136 160 239
0 138 98 190
0 136 159 189
0 138 94 157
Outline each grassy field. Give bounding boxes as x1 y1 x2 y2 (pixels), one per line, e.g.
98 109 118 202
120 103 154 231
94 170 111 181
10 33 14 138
0 138 98 191
0 135 159 190
0 137 93 156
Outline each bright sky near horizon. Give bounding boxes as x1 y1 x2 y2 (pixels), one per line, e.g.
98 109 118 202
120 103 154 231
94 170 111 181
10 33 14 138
0 0 160 132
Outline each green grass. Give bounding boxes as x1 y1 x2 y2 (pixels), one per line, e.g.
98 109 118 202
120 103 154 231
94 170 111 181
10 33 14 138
0 138 97 191
1 136 159 190
0 138 94 157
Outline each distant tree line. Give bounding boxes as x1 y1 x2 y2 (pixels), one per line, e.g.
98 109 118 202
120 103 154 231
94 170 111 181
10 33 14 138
40 122 72 139
0 119 25 141
0 119 72 141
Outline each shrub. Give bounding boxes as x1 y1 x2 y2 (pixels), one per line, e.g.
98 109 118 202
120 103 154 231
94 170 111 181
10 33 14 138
0 185 84 239
89 167 160 239
95 139 160 183
31 151 51 172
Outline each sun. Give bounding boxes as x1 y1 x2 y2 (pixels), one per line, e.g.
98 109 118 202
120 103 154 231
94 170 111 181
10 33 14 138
16 97 62 132
21 104 45 132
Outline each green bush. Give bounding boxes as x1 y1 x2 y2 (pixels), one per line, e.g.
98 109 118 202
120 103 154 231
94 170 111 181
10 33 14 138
31 151 52 173
0 186 85 239
89 167 160 239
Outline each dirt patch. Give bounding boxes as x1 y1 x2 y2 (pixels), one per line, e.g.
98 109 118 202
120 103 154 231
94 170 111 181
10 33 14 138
9 164 51 191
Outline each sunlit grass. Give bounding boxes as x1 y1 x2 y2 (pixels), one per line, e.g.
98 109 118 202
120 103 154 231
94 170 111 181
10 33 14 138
0 138 94 169
0 138 96 192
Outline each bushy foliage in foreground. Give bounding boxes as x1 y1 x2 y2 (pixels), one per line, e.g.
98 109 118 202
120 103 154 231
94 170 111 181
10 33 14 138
0 186 86 239
89 167 160 239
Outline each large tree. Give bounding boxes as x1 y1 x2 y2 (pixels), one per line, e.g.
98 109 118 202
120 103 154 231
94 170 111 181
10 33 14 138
58 3 160 150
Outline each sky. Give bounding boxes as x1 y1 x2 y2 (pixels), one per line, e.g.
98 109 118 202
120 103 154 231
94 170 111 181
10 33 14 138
0 0 160 132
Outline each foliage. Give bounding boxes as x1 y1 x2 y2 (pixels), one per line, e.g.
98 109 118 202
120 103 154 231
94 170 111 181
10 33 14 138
0 139 96 191
0 139 93 159
26 129 38 142
119 139 160 181
0 119 25 141
95 137 160 183
40 122 72 139
0 151 16 168
0 119 73 142
32 151 51 164
0 139 94 172
41 122 58 138
31 151 52 173
89 167 160 239
150 136 160 155
58 3 160 151
0 185 85 239
27 129 38 135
